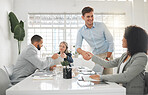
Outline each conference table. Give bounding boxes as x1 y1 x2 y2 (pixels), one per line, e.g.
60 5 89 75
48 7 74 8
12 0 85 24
6 67 126 95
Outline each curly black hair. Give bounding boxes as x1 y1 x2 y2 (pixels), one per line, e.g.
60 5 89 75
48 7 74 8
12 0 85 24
124 26 148 56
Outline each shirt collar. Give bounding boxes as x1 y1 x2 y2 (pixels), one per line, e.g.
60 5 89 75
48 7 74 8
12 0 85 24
30 44 38 51
84 22 95 29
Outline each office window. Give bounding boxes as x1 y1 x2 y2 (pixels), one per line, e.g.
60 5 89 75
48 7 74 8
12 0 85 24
28 13 126 58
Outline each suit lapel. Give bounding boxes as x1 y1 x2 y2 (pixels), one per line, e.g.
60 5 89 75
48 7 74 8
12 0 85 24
117 54 127 73
122 57 132 73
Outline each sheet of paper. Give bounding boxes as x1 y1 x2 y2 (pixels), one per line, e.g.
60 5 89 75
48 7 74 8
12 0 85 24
77 81 94 87
32 76 53 80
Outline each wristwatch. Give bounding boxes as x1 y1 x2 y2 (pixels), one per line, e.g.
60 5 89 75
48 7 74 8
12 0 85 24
105 57 110 60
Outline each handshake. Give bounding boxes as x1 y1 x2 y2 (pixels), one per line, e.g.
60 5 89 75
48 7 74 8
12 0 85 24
81 51 93 60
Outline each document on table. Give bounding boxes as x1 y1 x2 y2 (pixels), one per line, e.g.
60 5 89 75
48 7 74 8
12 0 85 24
77 81 94 87
32 73 53 80
32 75 53 80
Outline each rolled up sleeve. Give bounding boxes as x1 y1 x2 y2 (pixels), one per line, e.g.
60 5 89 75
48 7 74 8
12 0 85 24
103 23 114 52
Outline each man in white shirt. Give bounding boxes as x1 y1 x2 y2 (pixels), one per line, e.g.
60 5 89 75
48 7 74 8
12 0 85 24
11 35 58 83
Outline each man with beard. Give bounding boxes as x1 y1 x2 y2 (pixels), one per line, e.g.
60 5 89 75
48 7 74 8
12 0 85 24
11 35 58 83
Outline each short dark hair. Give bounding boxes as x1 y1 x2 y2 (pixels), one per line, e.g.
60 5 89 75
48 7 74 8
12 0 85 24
82 7 94 16
31 35 42 44
124 26 148 56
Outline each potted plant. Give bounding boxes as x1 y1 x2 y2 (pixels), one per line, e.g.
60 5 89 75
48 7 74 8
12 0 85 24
61 61 72 79
72 45 79 58
8 12 25 54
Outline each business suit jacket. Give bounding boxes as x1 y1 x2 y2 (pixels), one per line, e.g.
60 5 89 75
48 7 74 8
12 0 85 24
11 44 53 82
92 52 147 94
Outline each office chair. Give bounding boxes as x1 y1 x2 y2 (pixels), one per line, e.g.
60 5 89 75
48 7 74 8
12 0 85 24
3 64 14 79
0 68 11 95
3 65 19 85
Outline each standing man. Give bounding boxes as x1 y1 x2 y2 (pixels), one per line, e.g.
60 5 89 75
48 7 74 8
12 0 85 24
11 35 59 83
76 6 114 74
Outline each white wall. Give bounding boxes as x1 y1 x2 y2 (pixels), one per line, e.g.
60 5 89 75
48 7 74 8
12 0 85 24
0 0 18 68
132 0 146 29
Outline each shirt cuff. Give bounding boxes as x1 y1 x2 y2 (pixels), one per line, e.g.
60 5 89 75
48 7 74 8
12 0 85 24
100 75 106 81
75 46 81 53
108 47 114 52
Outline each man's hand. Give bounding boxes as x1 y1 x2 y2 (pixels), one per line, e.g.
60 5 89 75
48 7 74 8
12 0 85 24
81 51 91 60
105 58 109 61
49 65 56 71
89 75 100 80
87 52 93 58
77 48 93 60
82 51 94 60
52 53 59 59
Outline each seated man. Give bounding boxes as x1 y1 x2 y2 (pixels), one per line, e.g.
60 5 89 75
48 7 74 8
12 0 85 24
11 35 58 83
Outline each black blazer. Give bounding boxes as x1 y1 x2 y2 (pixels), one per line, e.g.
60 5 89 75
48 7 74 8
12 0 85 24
58 52 73 63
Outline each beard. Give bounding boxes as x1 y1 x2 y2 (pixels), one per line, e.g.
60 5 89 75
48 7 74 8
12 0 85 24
37 44 41 50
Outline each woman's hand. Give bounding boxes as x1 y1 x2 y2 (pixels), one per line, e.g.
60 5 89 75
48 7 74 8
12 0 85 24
52 53 59 59
89 75 100 80
60 53 67 58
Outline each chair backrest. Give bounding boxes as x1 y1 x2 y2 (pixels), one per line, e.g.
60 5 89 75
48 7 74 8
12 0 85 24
3 64 14 79
145 72 148 94
0 68 11 95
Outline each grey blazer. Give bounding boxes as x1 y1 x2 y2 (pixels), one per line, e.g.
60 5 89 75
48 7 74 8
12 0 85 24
92 52 147 94
11 44 53 82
